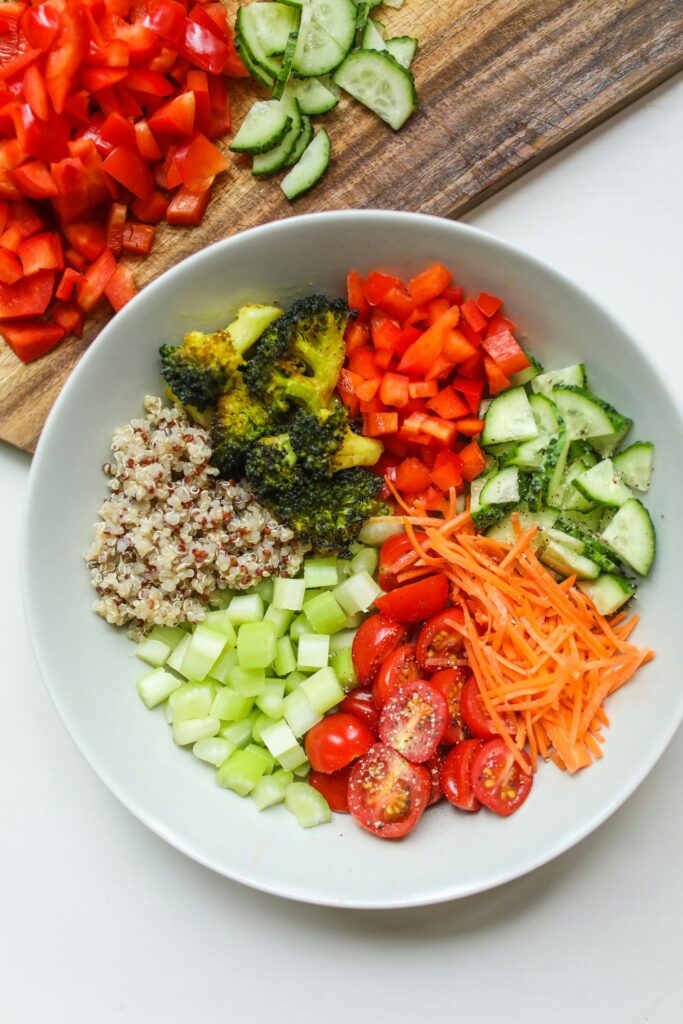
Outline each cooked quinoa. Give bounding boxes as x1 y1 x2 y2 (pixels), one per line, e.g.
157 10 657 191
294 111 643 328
85 396 305 635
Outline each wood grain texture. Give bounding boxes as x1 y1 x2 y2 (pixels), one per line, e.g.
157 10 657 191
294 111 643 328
2 0 682 452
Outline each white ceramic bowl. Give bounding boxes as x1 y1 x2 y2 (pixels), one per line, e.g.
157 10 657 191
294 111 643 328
24 211 683 908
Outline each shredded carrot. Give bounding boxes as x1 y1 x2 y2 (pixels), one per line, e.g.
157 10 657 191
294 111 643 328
392 508 654 775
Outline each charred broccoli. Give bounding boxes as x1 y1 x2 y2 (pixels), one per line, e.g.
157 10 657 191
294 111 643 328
289 405 383 476
242 295 351 415
160 328 242 410
210 375 278 480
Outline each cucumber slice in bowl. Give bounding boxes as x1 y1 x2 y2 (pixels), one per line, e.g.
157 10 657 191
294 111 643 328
577 574 636 616
230 100 292 154
333 49 417 130
600 498 655 576
612 441 654 491
281 127 331 199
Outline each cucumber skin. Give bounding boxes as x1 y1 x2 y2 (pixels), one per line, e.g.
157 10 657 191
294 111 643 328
230 107 293 155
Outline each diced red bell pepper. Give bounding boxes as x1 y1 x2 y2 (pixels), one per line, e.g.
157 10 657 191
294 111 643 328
104 262 137 310
148 89 195 138
397 305 460 375
348 346 381 380
408 380 438 399
426 386 470 420
373 347 392 370
408 263 452 306
424 355 455 382
101 111 137 148
45 5 86 113
55 267 84 302
113 83 143 118
430 450 463 492
18 231 64 275
64 247 86 271
121 221 155 254
106 202 128 255
364 411 399 437
355 377 380 402
0 268 55 320
461 298 488 333
400 411 428 437
50 157 90 223
186 69 211 135
425 297 450 326
377 285 415 322
337 367 362 418
149 45 179 74
0 202 7 237
484 355 512 396
61 220 107 261
475 291 502 318
0 247 22 284
441 329 477 365
10 160 58 199
344 320 370 354
4 198 47 241
126 66 175 95
173 131 228 193
131 189 169 223
22 4 60 51
103 144 154 199
421 416 458 447
442 285 464 305
134 119 163 161
371 314 402 351
455 417 485 437
347 269 369 322
67 138 111 206
13 102 69 162
50 300 83 336
486 314 517 337
181 17 229 74
142 1 187 48
0 47 40 83
1 319 64 361
378 372 410 408
23 64 50 121
105 20 158 64
81 65 128 92
203 3 232 40
206 72 232 135
458 350 485 380
77 247 117 312
459 440 487 482
395 457 432 492
364 270 403 307
481 329 530 376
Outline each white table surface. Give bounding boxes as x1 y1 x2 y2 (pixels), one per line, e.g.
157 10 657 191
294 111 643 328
2 75 682 1024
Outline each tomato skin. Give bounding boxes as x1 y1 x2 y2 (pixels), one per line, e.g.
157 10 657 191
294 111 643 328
379 680 448 763
309 766 351 813
470 739 533 816
374 574 450 624
351 613 408 686
441 739 484 811
304 713 375 775
430 667 469 745
348 743 431 839
373 643 421 708
461 674 516 740
425 750 444 806
378 531 424 591
339 688 380 737
416 608 466 673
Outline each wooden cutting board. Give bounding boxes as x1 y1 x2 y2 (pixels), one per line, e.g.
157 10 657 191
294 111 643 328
2 0 682 452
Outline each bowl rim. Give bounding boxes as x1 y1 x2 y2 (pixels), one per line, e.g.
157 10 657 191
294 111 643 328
22 209 683 909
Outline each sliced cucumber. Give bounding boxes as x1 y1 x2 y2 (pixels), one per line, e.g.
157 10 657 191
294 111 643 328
560 461 595 512
600 498 655 576
486 507 556 548
560 507 609 532
251 2 301 55
577 574 636 616
529 392 561 434
540 541 600 580
531 364 586 395
552 521 620 572
500 433 550 471
284 113 313 166
590 424 633 457
568 440 599 466
612 441 654 492
288 75 339 114
236 5 285 80
551 386 632 444
385 36 418 69
480 466 520 506
544 527 585 553
333 49 417 130
273 30 299 99
481 386 537 446
573 457 632 508
293 0 356 77
235 28 276 89
252 94 302 175
527 430 569 510
230 100 292 154
362 18 386 50
280 127 330 199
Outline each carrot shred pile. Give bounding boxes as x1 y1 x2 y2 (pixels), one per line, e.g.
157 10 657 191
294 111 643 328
382 496 655 775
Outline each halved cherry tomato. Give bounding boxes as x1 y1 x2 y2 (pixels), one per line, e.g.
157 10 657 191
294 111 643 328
304 713 375 775
430 667 469 746
339 688 380 737
348 743 431 839
460 675 516 741
378 531 423 591
373 643 421 708
470 739 533 816
375 574 450 624
351 613 407 686
425 749 444 806
379 680 448 763
309 766 351 813
416 608 465 672
441 739 484 811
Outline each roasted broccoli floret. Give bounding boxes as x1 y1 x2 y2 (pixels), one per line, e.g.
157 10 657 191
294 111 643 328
242 295 352 415
210 375 277 480
289 405 383 476
160 329 242 410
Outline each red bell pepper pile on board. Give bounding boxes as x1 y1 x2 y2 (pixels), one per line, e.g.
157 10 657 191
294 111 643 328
0 0 247 363
337 263 531 516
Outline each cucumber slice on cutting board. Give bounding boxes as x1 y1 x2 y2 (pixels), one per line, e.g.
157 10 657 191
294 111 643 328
333 49 417 130
281 127 331 199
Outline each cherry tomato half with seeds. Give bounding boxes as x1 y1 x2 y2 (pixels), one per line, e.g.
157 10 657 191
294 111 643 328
348 743 431 839
441 739 484 811
352 613 408 686
309 766 351 813
373 643 421 708
430 667 470 745
304 713 375 774
470 739 533 816
460 674 517 740
425 749 445 806
374 574 450 624
379 680 448 763
339 688 380 737
378 531 426 591
416 608 466 672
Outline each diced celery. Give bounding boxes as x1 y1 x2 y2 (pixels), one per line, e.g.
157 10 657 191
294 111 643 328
331 647 358 689
303 556 339 588
292 761 310 779
264 604 295 638
255 679 285 719
193 736 235 767
337 558 353 579
136 667 183 709
358 520 404 546
169 681 214 722
284 782 331 828
164 700 174 724
274 636 297 677
227 593 264 625
289 612 313 641
172 716 220 746
303 591 348 634
208 647 239 685
210 685 253 722
283 688 322 737
220 718 253 748
260 719 308 770
216 748 268 795
252 769 294 811
350 546 379 576
237 620 276 669
149 625 187 650
207 588 236 609
272 577 306 612
245 743 275 774
329 628 357 653
301 666 344 714
135 637 171 668
297 633 330 670
254 577 275 603
202 610 238 645
180 625 228 681
285 670 307 694
344 612 364 629
166 633 191 674
228 665 266 697
251 712 278 744
333 571 383 615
